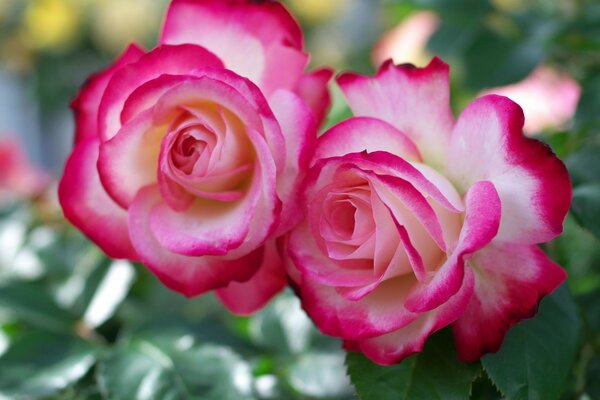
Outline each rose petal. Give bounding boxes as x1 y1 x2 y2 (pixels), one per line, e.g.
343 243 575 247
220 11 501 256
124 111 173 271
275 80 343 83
404 181 501 313
289 220 375 287
216 239 287 315
315 117 421 164
295 68 334 127
337 58 454 168
71 43 144 144
299 274 421 340
149 127 278 258
128 185 263 297
446 95 571 244
269 89 317 235
58 137 138 260
98 109 162 208
452 242 566 362
98 44 223 141
354 267 474 365
160 0 307 95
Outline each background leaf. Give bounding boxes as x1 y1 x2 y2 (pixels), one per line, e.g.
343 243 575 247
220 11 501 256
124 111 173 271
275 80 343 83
482 284 581 400
0 282 77 332
566 144 600 239
288 352 352 399
0 331 97 398
346 329 480 400
97 332 255 400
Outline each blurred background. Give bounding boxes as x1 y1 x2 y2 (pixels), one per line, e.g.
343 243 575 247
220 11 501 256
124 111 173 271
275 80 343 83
0 0 599 399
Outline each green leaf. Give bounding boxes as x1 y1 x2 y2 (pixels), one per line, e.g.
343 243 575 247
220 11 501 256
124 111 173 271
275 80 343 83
547 215 600 295
566 144 600 239
249 291 315 355
81 260 136 329
463 29 544 90
571 184 600 239
482 284 581 400
0 282 77 332
585 356 600 399
97 334 255 400
574 75 600 132
346 329 480 400
566 144 600 187
288 352 352 398
0 331 97 398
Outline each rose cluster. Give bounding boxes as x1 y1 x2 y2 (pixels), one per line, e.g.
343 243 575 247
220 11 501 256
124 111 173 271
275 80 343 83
59 0 571 365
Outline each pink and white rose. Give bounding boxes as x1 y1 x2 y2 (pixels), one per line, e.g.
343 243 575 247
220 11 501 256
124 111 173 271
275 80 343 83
59 0 332 314
287 58 570 364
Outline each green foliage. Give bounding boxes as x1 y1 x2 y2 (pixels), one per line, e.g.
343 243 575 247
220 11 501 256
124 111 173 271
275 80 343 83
346 330 480 400
97 335 254 400
481 285 581 400
0 219 352 399
288 352 352 398
566 144 600 240
0 331 97 398
462 28 545 89
0 282 77 333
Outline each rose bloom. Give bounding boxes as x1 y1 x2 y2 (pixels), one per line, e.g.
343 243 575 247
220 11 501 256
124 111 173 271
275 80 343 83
0 136 51 205
59 0 332 314
287 58 570 364
481 66 581 135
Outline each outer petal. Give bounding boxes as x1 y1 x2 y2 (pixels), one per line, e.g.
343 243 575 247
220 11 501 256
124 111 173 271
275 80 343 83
355 268 474 365
269 89 317 235
452 243 566 362
98 110 161 208
160 0 308 95
337 58 454 168
71 44 144 144
128 185 263 297
315 117 422 164
403 181 501 313
216 239 287 315
446 95 571 244
98 44 224 141
299 274 421 340
295 68 334 128
58 137 138 260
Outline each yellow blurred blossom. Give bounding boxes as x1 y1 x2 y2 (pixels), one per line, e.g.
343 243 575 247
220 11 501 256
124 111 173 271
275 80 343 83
0 0 9 25
1 35 34 73
21 0 82 52
287 0 344 23
492 0 528 13
90 0 166 54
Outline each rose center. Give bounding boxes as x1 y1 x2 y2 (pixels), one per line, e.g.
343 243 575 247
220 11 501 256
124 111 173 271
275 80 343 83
171 127 216 175
157 106 255 207
328 200 357 240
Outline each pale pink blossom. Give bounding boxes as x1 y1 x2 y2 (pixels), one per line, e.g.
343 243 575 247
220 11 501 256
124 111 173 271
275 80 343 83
372 11 439 67
0 136 51 203
481 66 581 134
